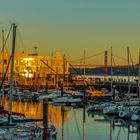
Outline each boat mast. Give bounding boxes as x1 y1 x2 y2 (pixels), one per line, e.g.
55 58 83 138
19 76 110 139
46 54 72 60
138 52 140 98
8 24 17 123
1 30 5 108
110 47 113 94
82 103 85 140
83 50 86 82
127 47 130 94
63 54 65 82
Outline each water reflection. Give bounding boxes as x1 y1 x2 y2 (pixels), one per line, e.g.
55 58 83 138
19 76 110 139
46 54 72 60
1 99 140 140
87 111 140 140
0 99 68 128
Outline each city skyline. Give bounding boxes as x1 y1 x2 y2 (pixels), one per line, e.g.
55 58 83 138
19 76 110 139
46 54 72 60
0 0 140 65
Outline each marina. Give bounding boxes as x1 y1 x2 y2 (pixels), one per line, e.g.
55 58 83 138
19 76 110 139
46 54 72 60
1 99 140 140
0 1 140 139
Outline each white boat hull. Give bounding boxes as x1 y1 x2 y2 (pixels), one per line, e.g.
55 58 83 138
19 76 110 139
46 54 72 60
53 97 82 103
131 114 140 121
103 106 118 115
119 111 132 118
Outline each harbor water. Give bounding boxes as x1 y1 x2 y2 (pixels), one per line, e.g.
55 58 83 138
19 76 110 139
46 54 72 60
1 99 139 140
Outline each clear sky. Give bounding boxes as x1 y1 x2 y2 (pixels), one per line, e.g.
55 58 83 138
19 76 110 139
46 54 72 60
0 0 140 65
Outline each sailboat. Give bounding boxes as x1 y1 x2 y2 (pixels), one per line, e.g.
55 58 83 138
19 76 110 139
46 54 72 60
52 82 82 105
0 24 25 124
131 53 140 121
0 24 57 139
0 24 32 139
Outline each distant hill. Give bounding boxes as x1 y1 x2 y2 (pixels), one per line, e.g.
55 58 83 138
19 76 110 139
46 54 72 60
69 65 139 76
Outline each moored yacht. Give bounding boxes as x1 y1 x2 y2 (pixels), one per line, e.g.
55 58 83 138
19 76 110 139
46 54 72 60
131 108 140 121
103 105 118 115
52 96 82 104
119 106 139 119
87 103 112 112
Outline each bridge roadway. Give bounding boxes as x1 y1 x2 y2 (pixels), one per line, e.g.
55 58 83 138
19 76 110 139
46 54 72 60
72 64 135 68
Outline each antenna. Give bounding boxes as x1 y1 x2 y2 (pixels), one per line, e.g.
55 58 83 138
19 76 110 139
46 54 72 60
34 46 38 55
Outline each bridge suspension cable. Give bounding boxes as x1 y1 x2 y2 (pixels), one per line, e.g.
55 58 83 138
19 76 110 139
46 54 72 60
70 51 104 63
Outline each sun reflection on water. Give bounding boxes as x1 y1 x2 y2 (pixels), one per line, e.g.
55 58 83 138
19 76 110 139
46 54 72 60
0 98 68 128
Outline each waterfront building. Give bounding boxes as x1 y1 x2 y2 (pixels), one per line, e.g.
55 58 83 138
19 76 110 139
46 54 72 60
0 51 69 88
